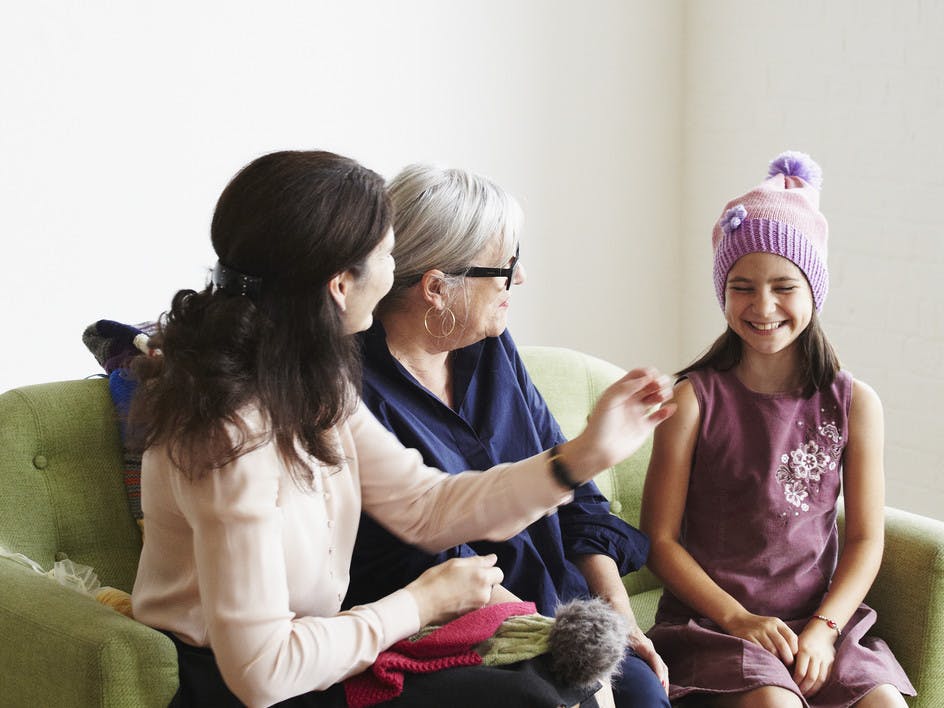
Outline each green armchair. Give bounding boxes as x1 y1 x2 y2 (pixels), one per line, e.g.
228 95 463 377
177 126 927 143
0 346 940 706
0 378 178 707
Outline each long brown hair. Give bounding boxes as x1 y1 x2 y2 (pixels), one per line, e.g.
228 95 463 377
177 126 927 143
130 150 391 482
677 311 841 397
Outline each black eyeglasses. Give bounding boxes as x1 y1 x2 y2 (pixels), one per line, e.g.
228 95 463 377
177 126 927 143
452 244 520 291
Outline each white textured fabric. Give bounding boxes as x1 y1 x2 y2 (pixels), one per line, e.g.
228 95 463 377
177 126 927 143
132 401 572 707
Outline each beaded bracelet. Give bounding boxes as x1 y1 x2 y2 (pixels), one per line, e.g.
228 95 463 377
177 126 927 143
812 614 842 637
548 445 582 490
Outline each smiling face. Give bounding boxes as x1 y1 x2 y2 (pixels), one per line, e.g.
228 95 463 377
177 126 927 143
724 252 813 358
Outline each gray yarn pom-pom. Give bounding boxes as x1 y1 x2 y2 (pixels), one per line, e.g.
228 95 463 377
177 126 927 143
547 597 629 688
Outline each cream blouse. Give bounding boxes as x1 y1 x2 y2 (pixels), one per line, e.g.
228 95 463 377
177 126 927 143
132 401 573 707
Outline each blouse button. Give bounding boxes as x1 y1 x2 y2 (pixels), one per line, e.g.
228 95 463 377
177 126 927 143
610 500 623 514
327 519 334 528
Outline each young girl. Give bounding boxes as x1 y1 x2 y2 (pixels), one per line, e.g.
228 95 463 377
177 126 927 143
640 152 915 707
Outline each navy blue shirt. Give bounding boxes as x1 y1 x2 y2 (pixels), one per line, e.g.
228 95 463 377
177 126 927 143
343 322 649 616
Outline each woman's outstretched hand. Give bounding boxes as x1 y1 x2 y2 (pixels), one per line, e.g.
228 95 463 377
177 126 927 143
559 367 676 484
405 554 505 627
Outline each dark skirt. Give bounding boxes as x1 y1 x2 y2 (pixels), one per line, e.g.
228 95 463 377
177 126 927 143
165 631 600 708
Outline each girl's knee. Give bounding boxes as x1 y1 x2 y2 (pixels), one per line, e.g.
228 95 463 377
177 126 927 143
711 686 802 708
855 684 908 708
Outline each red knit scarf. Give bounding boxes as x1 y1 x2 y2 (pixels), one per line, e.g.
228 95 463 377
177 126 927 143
344 601 537 708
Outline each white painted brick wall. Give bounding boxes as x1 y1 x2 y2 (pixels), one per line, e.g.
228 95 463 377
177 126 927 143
2 1 939 520
682 0 944 520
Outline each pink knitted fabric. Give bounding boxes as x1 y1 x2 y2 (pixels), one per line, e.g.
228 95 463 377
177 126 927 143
712 152 829 311
344 601 537 708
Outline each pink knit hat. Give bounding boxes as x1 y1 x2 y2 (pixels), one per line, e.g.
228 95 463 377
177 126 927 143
712 151 829 311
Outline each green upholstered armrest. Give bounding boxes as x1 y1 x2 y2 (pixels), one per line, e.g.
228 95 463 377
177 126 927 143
518 345 662 621
1 378 180 705
863 507 944 706
0 556 178 707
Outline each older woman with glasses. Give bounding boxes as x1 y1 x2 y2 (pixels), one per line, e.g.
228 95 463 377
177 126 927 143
345 164 671 708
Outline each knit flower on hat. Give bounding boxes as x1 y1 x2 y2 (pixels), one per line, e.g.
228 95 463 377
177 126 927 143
720 204 747 236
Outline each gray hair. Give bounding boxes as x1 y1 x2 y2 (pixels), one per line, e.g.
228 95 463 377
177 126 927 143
382 164 523 308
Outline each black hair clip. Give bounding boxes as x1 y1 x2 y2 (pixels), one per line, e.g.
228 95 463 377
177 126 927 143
212 262 263 299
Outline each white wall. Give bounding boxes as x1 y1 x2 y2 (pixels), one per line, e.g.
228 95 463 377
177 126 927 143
0 0 682 393
681 1 944 519
3 1 941 520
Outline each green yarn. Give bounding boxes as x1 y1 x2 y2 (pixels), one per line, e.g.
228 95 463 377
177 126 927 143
475 613 553 666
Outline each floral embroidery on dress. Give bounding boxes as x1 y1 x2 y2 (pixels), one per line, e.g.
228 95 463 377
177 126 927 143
775 422 843 512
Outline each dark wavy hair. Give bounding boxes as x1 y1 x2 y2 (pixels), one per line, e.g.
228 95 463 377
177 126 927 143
130 150 391 482
677 311 840 397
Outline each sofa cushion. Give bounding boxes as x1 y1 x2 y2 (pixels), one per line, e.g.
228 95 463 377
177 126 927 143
0 379 142 591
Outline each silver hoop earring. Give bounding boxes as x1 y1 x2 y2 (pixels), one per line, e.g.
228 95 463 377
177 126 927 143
424 306 457 338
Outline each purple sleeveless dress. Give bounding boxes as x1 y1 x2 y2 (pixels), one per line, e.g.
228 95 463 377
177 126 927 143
648 367 915 706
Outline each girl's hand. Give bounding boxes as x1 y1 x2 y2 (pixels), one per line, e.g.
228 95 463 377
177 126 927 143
406 555 504 627
627 626 670 694
725 611 798 666
563 368 676 481
793 622 837 696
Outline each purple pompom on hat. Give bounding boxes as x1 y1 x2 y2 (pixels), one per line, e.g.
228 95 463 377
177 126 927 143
711 150 829 311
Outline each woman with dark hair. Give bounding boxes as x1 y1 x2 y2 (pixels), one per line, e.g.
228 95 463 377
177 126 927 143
129 150 676 707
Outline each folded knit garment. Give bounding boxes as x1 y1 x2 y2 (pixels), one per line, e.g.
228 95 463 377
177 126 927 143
344 602 538 708
344 598 628 708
